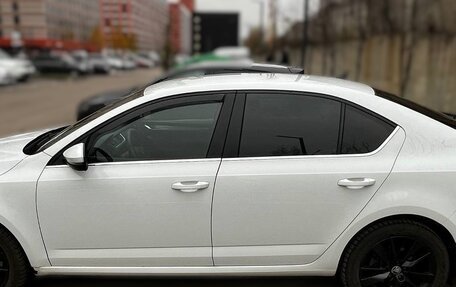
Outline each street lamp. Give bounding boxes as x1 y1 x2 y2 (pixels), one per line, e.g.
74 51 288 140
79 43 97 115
302 0 309 68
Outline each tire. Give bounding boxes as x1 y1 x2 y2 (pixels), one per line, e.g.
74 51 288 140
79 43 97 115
340 219 449 287
0 228 29 287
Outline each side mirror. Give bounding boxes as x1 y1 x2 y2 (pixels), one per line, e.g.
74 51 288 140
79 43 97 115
63 143 88 171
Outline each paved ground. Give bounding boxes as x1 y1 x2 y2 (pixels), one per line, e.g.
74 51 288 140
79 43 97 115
0 69 161 137
32 276 338 287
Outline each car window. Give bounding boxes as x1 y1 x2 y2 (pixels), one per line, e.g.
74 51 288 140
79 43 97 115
37 88 145 153
87 102 222 162
239 93 341 157
341 105 396 154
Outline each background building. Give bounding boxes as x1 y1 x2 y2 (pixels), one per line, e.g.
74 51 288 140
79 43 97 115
99 0 168 52
169 0 194 55
192 12 239 54
0 0 100 50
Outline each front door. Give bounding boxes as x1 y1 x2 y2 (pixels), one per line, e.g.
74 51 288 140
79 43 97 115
37 93 233 267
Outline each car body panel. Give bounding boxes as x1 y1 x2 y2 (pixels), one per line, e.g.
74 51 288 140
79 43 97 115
0 74 453 277
0 131 48 176
212 127 405 266
0 152 51 267
37 159 220 267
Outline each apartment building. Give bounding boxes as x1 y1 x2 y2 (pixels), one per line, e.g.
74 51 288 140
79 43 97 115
169 0 193 55
100 0 168 52
0 0 99 49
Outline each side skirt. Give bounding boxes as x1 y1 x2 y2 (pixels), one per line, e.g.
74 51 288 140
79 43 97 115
36 265 335 277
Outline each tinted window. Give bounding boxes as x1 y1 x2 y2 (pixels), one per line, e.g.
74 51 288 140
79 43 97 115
341 105 395 154
88 102 222 162
239 93 341 157
37 88 145 153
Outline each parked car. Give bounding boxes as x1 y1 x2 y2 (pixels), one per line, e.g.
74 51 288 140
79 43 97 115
129 53 154 68
1 73 455 287
0 66 15 85
77 86 139 120
76 62 304 120
213 46 251 59
105 55 124 70
0 49 36 82
88 53 112 74
121 56 136 70
32 53 80 75
71 50 94 75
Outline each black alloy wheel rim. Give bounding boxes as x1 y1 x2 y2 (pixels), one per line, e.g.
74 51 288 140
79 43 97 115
0 248 9 287
359 236 437 287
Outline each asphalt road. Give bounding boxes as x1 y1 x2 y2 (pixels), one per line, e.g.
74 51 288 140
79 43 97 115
0 69 162 137
32 276 339 287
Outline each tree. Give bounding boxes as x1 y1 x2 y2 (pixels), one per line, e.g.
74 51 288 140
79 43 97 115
89 26 105 50
244 27 266 56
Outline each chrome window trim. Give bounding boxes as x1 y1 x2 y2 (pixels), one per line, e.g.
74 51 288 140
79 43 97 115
46 158 222 169
47 125 401 168
223 126 401 162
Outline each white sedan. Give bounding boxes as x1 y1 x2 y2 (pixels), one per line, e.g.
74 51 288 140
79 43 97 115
0 74 455 287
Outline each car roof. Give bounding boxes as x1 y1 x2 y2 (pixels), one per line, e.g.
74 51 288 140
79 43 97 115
153 62 304 84
144 73 374 100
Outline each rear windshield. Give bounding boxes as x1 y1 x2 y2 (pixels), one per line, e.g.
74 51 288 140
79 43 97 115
374 89 455 129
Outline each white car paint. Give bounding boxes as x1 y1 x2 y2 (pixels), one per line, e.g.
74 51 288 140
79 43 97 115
0 73 454 277
0 50 35 82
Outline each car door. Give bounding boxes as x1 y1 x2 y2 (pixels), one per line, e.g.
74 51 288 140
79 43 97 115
212 91 405 266
37 93 234 267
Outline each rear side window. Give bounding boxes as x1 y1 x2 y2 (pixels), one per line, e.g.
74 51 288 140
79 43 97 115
341 105 396 154
238 92 396 158
239 93 341 157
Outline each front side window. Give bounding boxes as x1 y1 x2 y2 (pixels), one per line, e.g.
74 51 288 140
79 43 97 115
239 93 342 157
87 102 222 162
36 88 145 154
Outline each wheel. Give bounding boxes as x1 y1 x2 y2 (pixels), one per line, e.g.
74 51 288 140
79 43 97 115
0 228 29 287
340 219 449 287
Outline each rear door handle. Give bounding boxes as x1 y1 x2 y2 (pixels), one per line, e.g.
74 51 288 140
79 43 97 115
338 178 376 190
172 181 209 193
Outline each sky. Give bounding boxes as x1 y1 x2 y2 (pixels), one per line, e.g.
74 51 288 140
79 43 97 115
195 0 321 39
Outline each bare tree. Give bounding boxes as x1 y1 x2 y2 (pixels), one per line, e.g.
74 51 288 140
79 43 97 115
400 0 419 97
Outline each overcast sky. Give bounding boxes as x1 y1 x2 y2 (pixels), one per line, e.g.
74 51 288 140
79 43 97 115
195 0 321 39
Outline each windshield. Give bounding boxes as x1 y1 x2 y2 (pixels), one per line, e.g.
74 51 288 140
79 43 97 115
34 88 145 153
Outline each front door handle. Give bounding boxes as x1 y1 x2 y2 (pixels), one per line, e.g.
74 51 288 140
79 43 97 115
172 181 209 193
338 178 376 190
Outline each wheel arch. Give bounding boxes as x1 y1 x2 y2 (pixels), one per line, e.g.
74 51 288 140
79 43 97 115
0 219 32 268
336 213 456 278
0 214 49 269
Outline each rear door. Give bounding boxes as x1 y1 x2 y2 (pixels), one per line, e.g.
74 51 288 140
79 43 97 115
212 91 405 266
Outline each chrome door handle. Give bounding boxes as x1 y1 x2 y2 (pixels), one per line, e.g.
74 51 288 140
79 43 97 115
338 178 376 190
172 181 209 193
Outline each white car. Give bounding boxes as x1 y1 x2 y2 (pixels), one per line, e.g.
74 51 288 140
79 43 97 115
0 49 35 82
0 74 455 287
0 66 15 85
105 56 124 70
